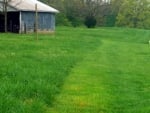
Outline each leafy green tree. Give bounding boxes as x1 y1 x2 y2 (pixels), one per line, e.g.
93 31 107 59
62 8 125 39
116 0 150 29
111 0 124 14
108 0 124 26
40 0 111 27
56 13 71 26
64 0 84 27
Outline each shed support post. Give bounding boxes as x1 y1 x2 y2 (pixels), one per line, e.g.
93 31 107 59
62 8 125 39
35 3 38 40
19 11 22 33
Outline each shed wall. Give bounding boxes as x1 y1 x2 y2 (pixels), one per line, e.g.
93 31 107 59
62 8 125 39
21 11 55 33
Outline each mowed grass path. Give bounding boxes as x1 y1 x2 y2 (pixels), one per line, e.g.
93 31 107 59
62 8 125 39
50 28 150 113
51 39 150 113
0 27 150 113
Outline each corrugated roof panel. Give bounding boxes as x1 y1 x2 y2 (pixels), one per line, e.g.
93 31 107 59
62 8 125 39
8 0 59 13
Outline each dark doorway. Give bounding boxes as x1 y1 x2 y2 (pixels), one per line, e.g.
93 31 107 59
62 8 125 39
8 12 20 33
0 13 4 32
0 12 20 33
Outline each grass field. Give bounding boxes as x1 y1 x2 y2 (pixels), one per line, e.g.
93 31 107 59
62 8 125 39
0 27 150 113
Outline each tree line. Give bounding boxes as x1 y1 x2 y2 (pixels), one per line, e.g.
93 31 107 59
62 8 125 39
41 0 150 29
1 0 150 30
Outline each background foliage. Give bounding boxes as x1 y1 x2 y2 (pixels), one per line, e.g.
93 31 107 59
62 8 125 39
40 0 150 29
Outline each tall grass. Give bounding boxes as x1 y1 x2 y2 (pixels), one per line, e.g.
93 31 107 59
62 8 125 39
0 29 101 113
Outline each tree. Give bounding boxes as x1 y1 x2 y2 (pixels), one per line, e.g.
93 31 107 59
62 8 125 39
3 0 8 32
110 0 124 15
64 0 85 27
116 0 150 29
108 0 124 26
39 0 111 27
60 0 109 27
83 0 103 27
2 0 11 32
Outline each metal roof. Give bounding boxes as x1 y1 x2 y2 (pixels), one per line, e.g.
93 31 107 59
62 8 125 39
1 0 59 13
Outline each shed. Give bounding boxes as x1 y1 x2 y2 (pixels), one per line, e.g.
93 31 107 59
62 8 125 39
0 0 58 33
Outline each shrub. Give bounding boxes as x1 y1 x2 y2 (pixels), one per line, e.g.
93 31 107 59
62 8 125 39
67 15 83 27
84 16 97 28
56 13 71 26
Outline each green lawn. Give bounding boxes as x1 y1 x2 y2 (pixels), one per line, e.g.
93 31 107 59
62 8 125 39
0 27 150 113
